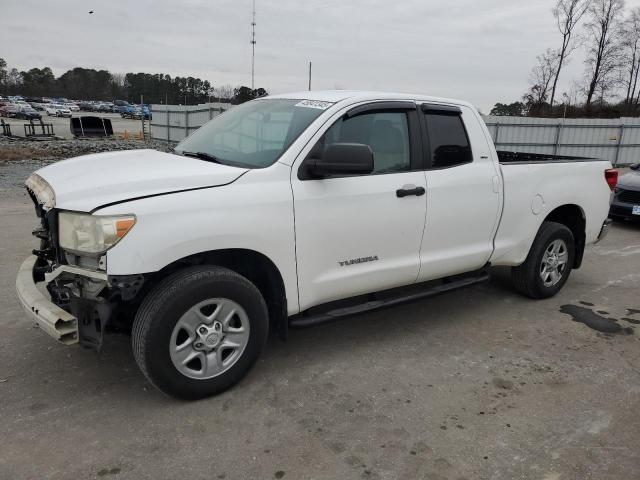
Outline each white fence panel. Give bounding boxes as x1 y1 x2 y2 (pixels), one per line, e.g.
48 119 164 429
150 103 232 143
483 115 640 165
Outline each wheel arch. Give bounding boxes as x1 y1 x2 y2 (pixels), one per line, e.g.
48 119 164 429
151 248 288 340
542 204 586 269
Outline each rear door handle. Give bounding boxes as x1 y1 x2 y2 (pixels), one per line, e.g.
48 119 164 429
396 186 426 198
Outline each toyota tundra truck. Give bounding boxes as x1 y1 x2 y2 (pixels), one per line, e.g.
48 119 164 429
16 91 616 399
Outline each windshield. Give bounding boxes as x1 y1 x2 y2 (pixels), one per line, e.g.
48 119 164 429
175 99 330 169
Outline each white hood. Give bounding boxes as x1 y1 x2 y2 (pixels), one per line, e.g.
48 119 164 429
33 149 248 212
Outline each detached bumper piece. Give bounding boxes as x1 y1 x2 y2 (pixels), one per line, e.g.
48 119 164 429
16 255 78 344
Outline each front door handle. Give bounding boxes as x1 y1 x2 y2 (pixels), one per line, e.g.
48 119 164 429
396 186 426 198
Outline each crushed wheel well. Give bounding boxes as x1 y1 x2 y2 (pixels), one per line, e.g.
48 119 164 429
543 204 586 269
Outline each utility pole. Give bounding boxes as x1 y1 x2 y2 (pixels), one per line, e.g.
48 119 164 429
250 0 256 90
308 61 312 91
140 94 145 142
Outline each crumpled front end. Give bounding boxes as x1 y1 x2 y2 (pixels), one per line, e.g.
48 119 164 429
16 176 140 350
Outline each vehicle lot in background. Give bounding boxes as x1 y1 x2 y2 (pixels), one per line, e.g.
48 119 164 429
0 112 145 139
0 178 638 479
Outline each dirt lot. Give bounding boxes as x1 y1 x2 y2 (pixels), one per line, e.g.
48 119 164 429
0 161 639 480
1 112 145 139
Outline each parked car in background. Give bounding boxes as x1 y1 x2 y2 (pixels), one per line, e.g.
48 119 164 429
121 105 142 119
64 103 80 112
0 103 20 117
610 163 640 222
141 105 152 120
45 104 72 117
79 101 94 112
114 99 131 114
16 105 42 120
92 102 111 113
30 103 47 111
44 105 59 116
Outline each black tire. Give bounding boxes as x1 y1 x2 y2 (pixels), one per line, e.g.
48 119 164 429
132 266 269 400
511 221 575 299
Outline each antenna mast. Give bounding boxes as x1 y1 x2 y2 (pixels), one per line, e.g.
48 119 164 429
250 0 256 90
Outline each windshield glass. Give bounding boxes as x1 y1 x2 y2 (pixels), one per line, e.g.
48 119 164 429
175 99 330 169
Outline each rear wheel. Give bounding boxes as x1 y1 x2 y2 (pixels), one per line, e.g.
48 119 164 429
132 266 269 399
511 221 575 299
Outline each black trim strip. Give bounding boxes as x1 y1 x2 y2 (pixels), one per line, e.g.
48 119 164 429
421 104 462 115
496 150 606 164
499 159 607 165
345 101 416 118
90 170 249 213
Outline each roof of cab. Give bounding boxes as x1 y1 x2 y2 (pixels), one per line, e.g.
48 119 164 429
266 90 474 108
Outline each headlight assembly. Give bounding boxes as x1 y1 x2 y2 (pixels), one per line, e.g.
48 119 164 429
58 212 136 255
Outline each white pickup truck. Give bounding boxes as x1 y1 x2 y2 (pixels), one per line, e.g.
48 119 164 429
16 91 616 399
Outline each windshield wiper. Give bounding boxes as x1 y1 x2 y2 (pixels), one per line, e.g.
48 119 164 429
180 151 223 164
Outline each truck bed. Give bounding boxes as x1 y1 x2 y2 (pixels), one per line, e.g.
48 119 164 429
497 150 594 164
491 156 612 268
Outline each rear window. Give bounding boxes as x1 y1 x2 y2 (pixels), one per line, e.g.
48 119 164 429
424 113 472 169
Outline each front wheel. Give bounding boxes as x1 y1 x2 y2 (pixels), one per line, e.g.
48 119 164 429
132 266 269 399
511 221 575 299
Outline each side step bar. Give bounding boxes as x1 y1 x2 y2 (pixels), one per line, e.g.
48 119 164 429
289 270 490 329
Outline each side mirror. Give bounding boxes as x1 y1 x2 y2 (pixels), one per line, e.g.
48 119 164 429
307 143 374 177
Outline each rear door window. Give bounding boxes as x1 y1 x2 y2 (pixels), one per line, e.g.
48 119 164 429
424 113 472 169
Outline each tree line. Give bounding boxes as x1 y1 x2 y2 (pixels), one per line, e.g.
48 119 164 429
491 0 640 118
0 58 267 105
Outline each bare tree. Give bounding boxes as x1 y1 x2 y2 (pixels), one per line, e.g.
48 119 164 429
110 72 126 88
584 0 625 106
0 58 7 88
549 0 591 107
213 84 234 102
524 49 561 112
620 7 640 105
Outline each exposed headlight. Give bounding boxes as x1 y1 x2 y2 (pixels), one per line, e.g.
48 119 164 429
58 212 136 255
25 173 55 211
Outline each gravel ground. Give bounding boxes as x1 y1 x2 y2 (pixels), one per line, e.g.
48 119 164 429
0 156 639 479
0 136 171 201
0 135 170 161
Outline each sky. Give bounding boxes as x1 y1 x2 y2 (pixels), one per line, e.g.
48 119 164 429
2 0 640 111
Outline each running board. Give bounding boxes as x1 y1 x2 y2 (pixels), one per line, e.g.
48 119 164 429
289 271 490 329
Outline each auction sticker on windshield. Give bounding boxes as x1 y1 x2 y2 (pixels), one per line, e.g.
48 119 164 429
294 100 334 110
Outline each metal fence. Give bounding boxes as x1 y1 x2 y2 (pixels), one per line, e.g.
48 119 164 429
149 109 640 165
483 115 640 166
150 102 232 143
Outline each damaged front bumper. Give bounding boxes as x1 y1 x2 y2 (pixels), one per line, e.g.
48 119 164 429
15 255 109 346
16 255 80 344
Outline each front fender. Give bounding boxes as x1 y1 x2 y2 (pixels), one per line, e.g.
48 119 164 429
98 164 299 313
